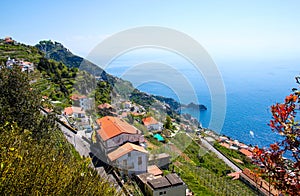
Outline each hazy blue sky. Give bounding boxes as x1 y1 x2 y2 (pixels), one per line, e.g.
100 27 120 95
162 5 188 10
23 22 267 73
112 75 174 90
1 0 300 62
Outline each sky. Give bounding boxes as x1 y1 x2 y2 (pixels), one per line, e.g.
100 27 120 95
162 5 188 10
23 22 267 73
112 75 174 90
1 0 300 62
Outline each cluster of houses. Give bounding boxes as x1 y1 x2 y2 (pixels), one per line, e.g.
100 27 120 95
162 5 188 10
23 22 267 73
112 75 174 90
91 115 187 196
61 96 188 195
5 57 35 72
203 130 254 160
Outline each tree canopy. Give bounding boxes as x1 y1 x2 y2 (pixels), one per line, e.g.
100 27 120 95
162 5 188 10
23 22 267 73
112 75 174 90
0 66 118 195
253 76 300 195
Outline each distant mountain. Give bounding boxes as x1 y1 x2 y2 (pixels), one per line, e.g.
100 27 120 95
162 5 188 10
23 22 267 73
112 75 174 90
36 40 111 80
36 40 84 68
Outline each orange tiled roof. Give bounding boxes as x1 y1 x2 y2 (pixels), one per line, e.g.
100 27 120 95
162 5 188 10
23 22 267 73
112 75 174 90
64 107 73 115
142 116 158 126
70 94 87 100
147 165 163 176
64 106 85 115
96 116 139 141
239 149 253 157
107 142 148 161
220 142 230 149
98 103 112 109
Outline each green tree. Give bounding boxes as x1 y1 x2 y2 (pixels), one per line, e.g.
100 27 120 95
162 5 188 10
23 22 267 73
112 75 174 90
164 115 173 130
0 65 118 195
0 65 52 139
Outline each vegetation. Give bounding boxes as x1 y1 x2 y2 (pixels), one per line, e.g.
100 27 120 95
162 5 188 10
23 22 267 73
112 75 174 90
154 132 256 195
253 76 300 195
95 81 112 105
214 143 255 170
172 162 255 196
0 39 43 64
168 136 255 195
0 66 118 195
130 89 155 110
164 115 173 130
36 40 88 68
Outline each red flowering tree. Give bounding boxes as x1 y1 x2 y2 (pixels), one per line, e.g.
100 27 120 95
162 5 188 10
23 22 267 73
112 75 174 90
253 76 300 195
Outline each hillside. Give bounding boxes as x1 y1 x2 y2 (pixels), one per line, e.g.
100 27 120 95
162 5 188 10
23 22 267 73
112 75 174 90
0 38 43 64
36 40 89 68
35 40 206 116
0 64 118 195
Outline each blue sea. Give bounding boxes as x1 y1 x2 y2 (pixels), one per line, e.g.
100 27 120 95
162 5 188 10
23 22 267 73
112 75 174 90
102 49 299 148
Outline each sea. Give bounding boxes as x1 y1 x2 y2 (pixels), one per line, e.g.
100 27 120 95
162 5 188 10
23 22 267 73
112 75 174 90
101 48 299 148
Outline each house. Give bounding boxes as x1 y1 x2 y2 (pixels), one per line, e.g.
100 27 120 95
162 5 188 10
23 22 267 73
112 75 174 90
108 142 148 175
4 36 14 44
20 61 34 72
220 142 230 149
70 94 92 110
142 116 162 131
147 165 163 176
123 101 132 109
239 149 253 158
148 153 171 169
98 103 116 116
94 116 145 160
136 173 187 196
64 106 86 118
5 58 34 72
6 57 15 67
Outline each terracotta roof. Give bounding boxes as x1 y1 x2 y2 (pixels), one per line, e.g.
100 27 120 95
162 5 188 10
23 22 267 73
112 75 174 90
70 94 87 100
64 107 73 115
96 116 140 141
64 106 85 115
98 103 112 109
220 142 230 149
239 149 253 157
142 116 158 126
147 165 163 176
108 142 148 161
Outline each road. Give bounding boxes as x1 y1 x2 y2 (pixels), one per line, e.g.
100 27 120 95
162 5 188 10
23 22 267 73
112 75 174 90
58 123 91 157
200 138 242 172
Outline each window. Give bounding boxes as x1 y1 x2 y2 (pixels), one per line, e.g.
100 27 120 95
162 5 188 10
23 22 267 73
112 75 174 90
159 192 163 195
138 157 142 165
123 160 127 168
128 152 131 157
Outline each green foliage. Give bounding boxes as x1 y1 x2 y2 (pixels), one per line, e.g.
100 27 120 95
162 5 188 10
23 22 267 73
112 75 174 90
0 122 117 195
0 66 53 139
172 162 255 196
130 89 155 110
0 40 43 64
36 40 84 68
164 115 173 130
145 135 163 147
214 142 255 170
95 81 112 105
0 66 118 195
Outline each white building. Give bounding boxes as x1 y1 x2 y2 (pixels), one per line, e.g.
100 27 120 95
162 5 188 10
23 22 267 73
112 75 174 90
108 142 148 175
94 116 145 159
70 94 93 110
142 116 162 131
64 106 86 118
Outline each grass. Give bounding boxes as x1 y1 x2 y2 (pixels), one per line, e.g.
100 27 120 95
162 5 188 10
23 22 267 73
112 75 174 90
157 132 256 195
213 142 257 170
